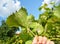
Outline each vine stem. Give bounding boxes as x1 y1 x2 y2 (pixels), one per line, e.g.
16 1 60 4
27 27 36 37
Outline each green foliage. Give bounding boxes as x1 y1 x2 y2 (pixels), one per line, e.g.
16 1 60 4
5 7 44 44
6 7 28 27
54 5 60 18
0 3 60 44
38 4 60 44
29 22 44 35
6 14 20 27
6 7 44 35
27 14 35 22
25 40 32 44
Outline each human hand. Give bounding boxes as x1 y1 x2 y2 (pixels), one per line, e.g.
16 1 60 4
32 36 54 44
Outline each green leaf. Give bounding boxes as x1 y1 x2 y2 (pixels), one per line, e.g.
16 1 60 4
47 16 60 23
6 7 28 27
20 32 32 42
45 16 60 37
27 14 35 22
6 13 20 27
25 40 32 44
54 5 60 18
15 7 28 27
27 15 35 26
29 22 44 35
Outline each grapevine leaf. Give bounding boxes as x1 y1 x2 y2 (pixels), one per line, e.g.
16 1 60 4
20 32 32 42
6 14 20 27
15 7 28 27
27 14 35 22
54 5 60 18
27 15 35 26
29 22 44 35
6 7 28 27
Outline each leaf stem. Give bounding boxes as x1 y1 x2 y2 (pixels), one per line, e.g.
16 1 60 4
27 27 36 37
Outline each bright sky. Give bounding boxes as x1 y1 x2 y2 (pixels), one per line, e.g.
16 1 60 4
0 0 60 25
20 0 43 19
0 0 43 20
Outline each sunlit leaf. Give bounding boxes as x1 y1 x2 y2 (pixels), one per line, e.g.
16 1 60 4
6 7 28 27
54 5 60 18
6 14 19 27
29 22 44 35
27 14 35 22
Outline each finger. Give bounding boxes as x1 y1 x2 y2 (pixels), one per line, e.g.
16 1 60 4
49 41 54 44
46 40 54 44
46 40 50 44
32 35 38 44
42 36 47 44
38 36 43 44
